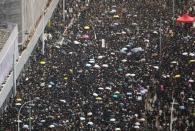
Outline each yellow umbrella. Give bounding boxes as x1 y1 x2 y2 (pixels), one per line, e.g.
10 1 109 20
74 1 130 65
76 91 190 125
64 76 68 80
96 97 102 100
39 60 46 65
174 74 181 78
193 112 195 117
84 26 90 30
16 98 22 102
189 59 195 63
113 15 120 18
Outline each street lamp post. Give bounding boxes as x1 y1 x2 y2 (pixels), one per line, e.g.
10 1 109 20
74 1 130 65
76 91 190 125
170 98 175 131
17 98 41 131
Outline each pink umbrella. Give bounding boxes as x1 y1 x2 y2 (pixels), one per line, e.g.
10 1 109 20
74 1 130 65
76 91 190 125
81 34 90 40
176 14 195 23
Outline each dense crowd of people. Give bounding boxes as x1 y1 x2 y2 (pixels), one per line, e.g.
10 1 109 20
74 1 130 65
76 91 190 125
0 0 195 130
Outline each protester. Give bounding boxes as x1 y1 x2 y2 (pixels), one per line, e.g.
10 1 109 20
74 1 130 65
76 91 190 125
0 0 195 130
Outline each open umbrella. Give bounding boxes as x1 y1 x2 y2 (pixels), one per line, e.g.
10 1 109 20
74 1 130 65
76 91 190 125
97 55 104 59
74 40 81 44
189 59 195 63
176 14 195 23
121 59 127 63
105 87 112 90
87 121 93 125
96 97 102 100
113 15 120 18
39 60 46 65
115 128 121 131
16 98 22 102
93 93 98 97
82 34 90 39
84 26 90 30
49 124 55 128
94 64 101 69
23 125 29 129
110 118 116 122
16 103 22 106
80 117 86 121
98 87 104 90
102 64 109 68
86 63 92 67
59 100 66 103
87 112 93 116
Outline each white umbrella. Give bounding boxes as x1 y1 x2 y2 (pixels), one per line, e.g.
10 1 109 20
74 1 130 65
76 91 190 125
86 63 92 67
97 55 104 59
135 122 140 126
189 52 195 56
87 112 93 116
68 52 73 55
144 39 149 43
122 31 126 34
105 87 112 90
87 121 94 125
131 47 144 53
98 87 104 90
182 52 188 56
189 79 194 83
115 128 121 131
110 118 116 122
134 125 139 129
89 60 95 64
188 98 194 101
16 103 21 106
153 31 158 34
110 9 116 13
115 91 120 94
55 45 60 49
74 40 81 44
93 93 98 97
120 47 128 53
125 73 131 77
139 118 145 122
153 66 159 70
25 77 29 81
80 117 86 121
17 120 22 123
94 64 101 69
48 85 52 88
137 96 142 101
40 120 46 123
127 92 132 95
59 99 66 103
49 124 55 128
23 125 29 129
111 52 115 55
132 23 138 26
129 73 136 77
122 59 127 63
102 64 109 68
171 61 178 64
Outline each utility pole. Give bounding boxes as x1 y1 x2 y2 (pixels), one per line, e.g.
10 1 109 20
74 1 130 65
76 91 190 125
172 0 175 26
159 18 162 64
